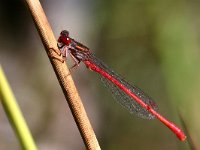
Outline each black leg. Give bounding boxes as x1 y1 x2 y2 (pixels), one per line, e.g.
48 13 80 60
48 47 65 63
57 43 65 49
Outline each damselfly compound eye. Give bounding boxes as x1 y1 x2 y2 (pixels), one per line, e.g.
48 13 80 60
60 30 69 37
58 31 71 46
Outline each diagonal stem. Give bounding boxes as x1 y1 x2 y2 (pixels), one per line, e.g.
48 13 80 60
25 0 100 149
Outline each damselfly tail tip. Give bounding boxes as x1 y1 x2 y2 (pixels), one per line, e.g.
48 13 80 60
177 130 187 141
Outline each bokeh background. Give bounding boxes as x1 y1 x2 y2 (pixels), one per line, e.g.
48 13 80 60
0 0 200 149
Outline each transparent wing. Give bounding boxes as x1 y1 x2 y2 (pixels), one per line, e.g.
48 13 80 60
90 54 158 119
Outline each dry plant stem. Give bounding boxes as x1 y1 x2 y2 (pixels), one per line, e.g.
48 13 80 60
25 0 100 149
179 113 197 150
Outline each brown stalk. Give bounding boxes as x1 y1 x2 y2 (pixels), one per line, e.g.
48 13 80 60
178 112 198 150
25 0 100 149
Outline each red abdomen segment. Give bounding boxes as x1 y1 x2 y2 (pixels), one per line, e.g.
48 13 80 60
84 59 186 141
85 55 158 120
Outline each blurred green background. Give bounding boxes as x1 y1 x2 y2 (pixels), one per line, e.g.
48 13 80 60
0 0 200 149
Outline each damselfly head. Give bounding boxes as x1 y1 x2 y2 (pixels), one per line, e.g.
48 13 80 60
58 30 71 46
60 30 69 36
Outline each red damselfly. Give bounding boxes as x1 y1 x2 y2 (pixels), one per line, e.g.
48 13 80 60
55 30 186 141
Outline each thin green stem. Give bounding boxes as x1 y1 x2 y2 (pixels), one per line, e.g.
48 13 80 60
0 65 37 150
